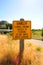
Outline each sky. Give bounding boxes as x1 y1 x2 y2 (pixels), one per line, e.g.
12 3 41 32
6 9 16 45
0 0 43 29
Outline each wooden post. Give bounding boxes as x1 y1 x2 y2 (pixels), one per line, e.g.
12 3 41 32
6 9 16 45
18 40 24 65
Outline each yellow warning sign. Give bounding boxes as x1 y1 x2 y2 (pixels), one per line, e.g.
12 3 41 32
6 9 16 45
12 19 31 40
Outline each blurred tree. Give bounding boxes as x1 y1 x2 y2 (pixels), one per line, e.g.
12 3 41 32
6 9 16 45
0 25 6 29
6 24 12 29
42 28 43 41
9 24 12 29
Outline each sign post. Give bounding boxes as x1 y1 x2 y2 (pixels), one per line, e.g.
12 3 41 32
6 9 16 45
18 40 24 65
12 19 31 65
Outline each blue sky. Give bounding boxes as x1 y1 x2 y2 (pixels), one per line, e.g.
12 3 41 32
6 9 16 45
0 0 43 29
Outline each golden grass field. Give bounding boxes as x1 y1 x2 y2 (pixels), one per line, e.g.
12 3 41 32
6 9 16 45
0 34 43 65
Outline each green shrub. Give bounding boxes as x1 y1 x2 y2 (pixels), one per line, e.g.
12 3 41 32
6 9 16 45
36 47 41 51
42 28 43 41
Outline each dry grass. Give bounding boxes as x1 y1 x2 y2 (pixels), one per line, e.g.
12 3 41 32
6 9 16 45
0 34 43 65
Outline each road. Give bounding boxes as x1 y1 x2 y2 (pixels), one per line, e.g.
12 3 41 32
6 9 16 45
25 39 43 48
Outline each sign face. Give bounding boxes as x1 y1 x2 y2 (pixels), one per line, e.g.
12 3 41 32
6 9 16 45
12 19 31 40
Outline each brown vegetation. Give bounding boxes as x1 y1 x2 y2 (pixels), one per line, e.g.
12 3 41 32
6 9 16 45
0 35 43 65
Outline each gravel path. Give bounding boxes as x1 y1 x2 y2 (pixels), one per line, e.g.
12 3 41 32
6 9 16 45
25 39 43 48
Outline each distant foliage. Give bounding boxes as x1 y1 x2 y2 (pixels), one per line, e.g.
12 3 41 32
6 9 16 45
0 25 6 29
41 28 43 41
6 24 12 29
42 28 43 36
0 22 12 29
